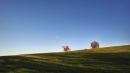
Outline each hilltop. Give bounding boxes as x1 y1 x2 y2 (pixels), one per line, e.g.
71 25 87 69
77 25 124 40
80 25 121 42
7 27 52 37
0 45 130 73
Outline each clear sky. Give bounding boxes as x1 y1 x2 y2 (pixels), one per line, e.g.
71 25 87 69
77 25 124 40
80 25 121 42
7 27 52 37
0 0 130 56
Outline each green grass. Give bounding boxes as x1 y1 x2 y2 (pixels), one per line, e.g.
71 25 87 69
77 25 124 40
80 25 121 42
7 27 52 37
0 45 130 73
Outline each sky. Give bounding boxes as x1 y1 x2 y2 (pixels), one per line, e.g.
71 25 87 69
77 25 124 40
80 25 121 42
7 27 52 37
0 0 130 56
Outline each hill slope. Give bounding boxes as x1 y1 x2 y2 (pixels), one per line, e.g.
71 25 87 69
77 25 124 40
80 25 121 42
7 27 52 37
0 45 130 73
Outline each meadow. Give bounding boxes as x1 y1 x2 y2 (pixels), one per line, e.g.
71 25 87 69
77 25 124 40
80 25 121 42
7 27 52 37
0 45 130 73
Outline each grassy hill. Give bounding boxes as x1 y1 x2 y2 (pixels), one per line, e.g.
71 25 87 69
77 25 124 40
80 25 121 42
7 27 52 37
0 45 130 73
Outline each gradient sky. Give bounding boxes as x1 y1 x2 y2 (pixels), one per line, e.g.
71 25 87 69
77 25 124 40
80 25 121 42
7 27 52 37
0 0 130 56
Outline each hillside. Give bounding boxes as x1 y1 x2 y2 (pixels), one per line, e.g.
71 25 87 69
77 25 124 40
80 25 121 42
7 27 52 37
0 45 130 73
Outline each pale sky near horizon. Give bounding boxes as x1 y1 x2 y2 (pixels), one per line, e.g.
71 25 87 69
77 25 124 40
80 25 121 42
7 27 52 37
0 0 130 56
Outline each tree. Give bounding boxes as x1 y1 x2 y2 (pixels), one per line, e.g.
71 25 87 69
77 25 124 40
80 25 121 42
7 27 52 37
63 46 70 52
91 41 99 48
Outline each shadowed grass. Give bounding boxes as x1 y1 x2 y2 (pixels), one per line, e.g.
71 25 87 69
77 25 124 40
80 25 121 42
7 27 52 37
0 45 130 73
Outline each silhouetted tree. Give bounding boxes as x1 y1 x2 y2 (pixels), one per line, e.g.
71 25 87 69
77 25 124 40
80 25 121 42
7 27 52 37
63 46 70 52
91 41 99 48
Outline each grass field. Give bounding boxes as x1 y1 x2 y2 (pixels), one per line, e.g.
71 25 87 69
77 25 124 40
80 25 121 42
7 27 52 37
0 45 130 73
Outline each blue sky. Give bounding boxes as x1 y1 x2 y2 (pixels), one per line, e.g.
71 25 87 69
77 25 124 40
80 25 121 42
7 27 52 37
0 0 130 56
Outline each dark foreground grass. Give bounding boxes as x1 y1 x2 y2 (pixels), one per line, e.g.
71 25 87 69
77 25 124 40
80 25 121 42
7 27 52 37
0 45 130 73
